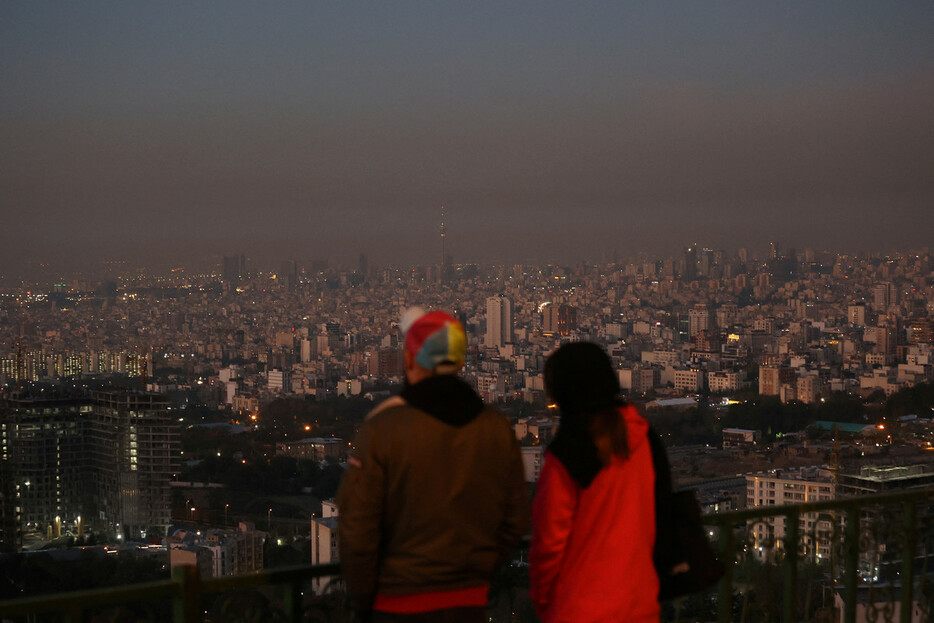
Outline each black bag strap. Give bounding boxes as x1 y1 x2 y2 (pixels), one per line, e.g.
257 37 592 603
648 426 726 601
648 426 678 571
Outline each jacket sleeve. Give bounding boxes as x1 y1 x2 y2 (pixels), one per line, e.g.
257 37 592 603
496 431 532 566
529 452 579 620
336 422 384 615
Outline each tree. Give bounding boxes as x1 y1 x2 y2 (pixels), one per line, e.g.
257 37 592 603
886 381 934 419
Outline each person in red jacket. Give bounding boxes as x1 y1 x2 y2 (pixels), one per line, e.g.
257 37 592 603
530 342 660 623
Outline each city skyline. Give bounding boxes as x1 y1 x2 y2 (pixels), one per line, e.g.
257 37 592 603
2 2 933 277
3 240 932 286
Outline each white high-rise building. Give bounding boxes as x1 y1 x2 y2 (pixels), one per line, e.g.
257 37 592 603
688 304 712 338
486 295 514 348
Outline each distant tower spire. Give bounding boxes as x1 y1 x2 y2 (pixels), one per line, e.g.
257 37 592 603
440 205 446 283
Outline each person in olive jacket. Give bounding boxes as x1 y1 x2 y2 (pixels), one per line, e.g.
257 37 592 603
337 308 529 623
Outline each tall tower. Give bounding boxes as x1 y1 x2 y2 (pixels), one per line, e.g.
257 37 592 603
486 295 514 348
439 205 446 284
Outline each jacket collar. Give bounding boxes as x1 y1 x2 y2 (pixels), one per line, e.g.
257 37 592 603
400 374 484 427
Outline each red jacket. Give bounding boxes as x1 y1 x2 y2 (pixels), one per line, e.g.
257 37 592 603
530 405 659 623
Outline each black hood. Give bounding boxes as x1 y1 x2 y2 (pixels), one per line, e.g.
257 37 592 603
400 374 484 427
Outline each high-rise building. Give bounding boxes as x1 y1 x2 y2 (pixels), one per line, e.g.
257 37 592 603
688 304 713 338
873 324 897 363
0 395 90 548
377 348 405 378
0 450 17 553
796 374 820 404
88 391 179 540
223 254 247 284
873 282 895 311
556 305 578 336
268 369 292 393
698 249 713 277
486 295 514 348
541 302 556 334
0 389 179 549
847 304 867 326
542 304 577 336
280 259 298 292
908 318 933 344
759 366 796 397
682 245 697 281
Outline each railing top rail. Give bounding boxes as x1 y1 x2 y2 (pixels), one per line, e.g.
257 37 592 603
703 485 934 525
0 562 345 616
0 578 180 617
202 561 341 594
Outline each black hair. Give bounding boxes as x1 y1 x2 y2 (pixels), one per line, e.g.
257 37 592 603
544 342 620 415
545 342 628 487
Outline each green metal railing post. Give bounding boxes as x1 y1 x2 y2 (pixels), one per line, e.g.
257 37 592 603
844 506 860 623
284 578 303 623
717 517 734 623
899 499 916 623
783 508 800 623
64 603 82 623
172 565 201 623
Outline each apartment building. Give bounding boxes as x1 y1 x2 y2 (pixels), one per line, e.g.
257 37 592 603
746 467 836 560
0 389 179 549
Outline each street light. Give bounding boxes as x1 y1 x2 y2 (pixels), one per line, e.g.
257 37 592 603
225 503 229 525
268 508 272 530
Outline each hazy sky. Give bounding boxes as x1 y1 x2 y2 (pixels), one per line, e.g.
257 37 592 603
2 2 933 276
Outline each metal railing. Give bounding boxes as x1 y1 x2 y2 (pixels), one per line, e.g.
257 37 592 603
0 562 342 623
1 487 932 623
699 486 934 623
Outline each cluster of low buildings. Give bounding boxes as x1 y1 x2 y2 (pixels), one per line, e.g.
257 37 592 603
166 521 266 579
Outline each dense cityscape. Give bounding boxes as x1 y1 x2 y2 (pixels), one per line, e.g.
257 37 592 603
1 242 933 620
4 1 932 619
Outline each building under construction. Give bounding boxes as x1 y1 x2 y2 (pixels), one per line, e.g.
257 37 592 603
0 388 179 552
